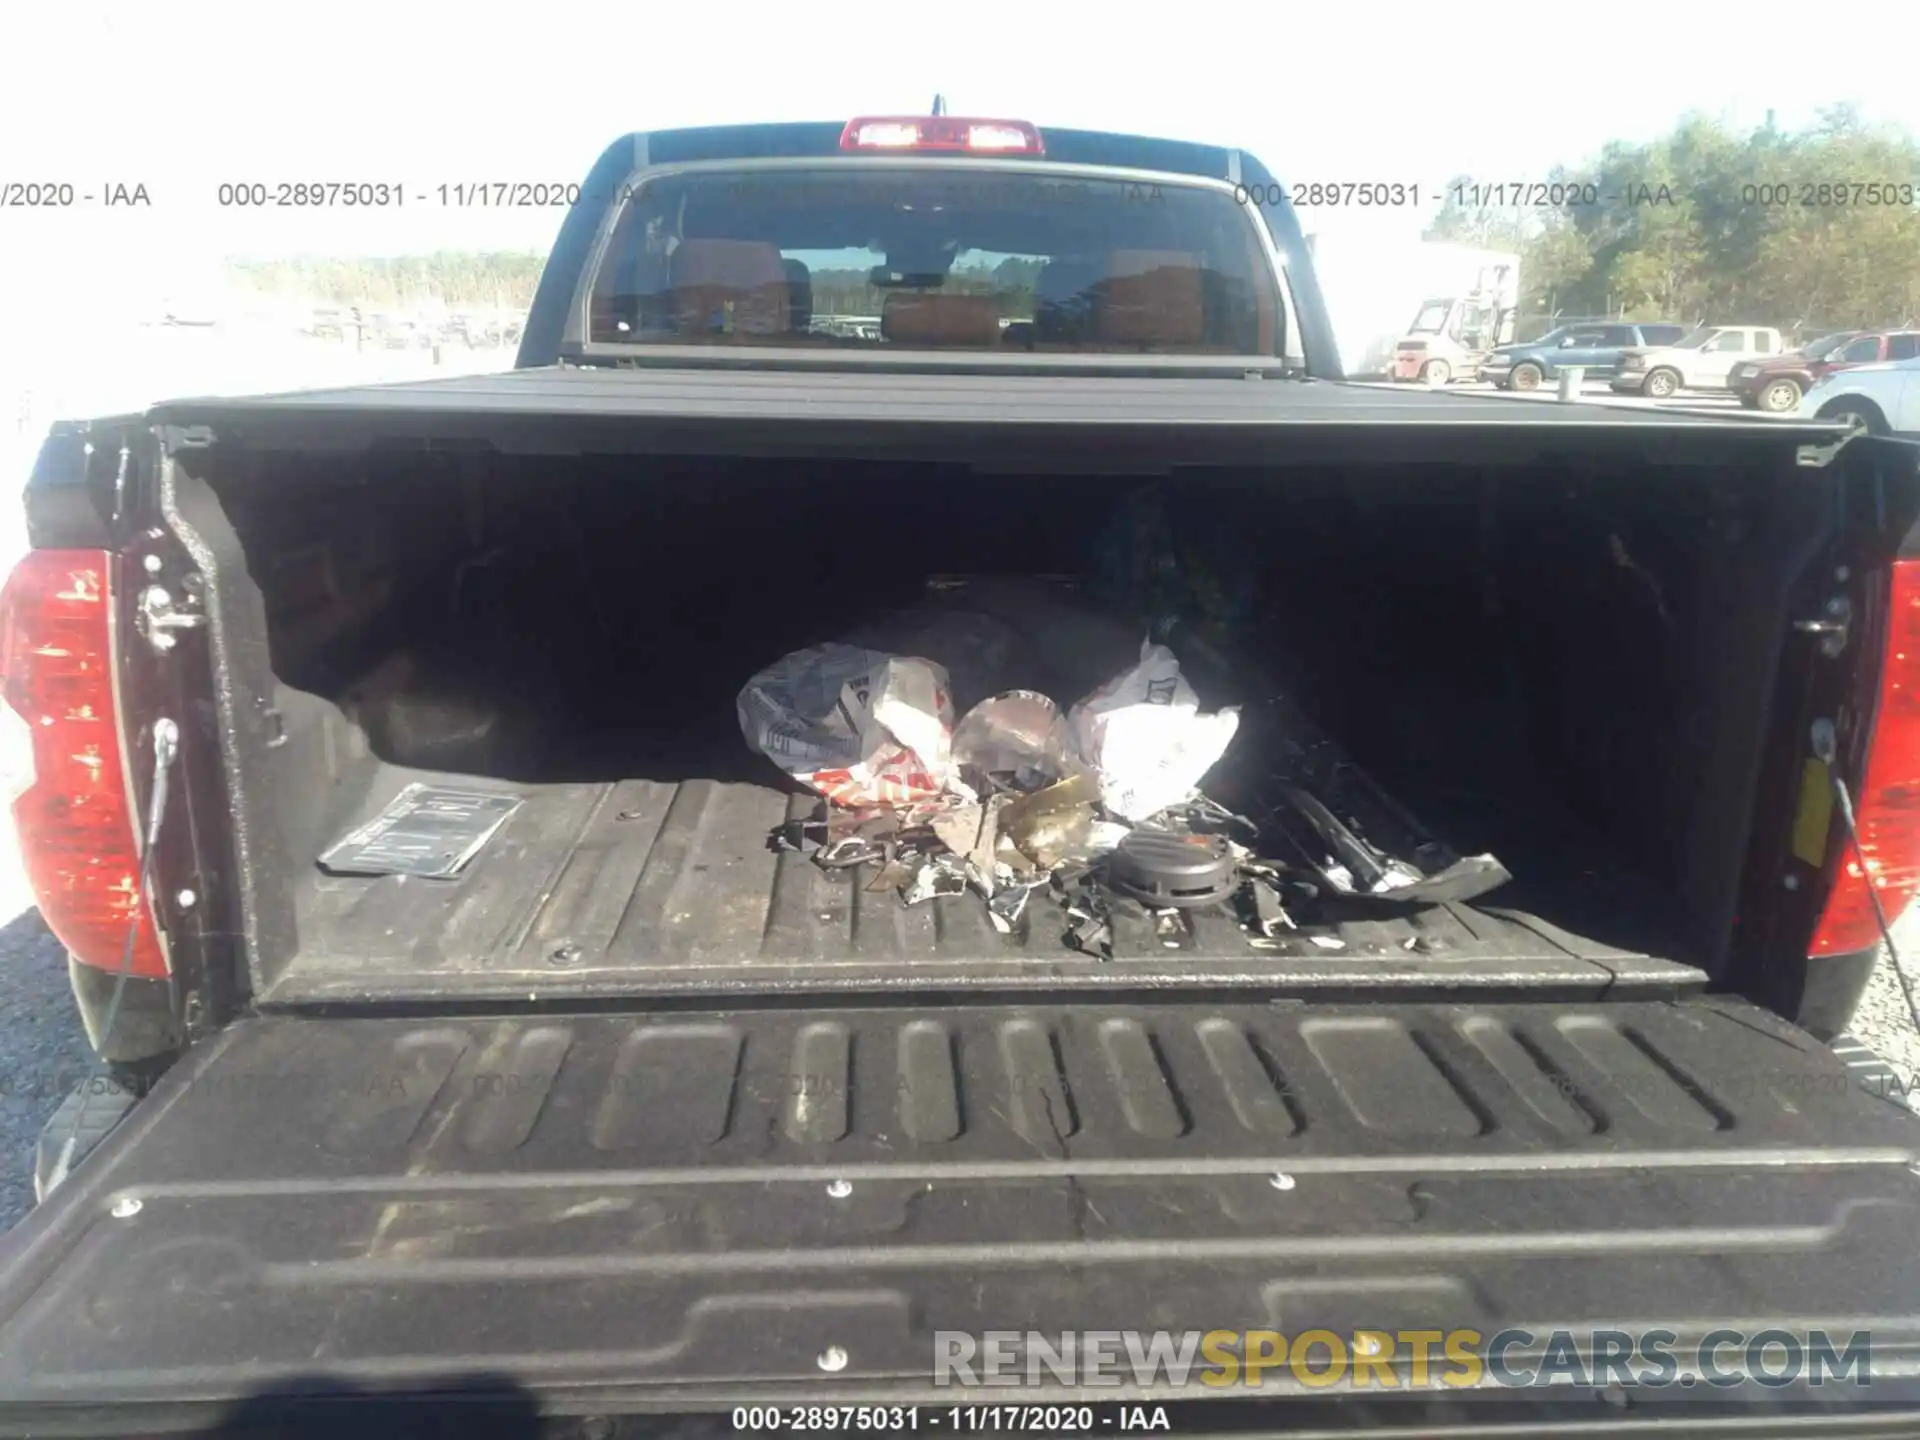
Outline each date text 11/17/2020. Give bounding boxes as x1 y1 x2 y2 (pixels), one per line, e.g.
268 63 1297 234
1445 181 1676 208
1227 180 1678 208
730 1405 1174 1432
211 182 616 209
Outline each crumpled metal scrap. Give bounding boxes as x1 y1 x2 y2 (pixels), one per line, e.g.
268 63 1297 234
816 834 890 870
777 760 1307 955
1058 867 1115 960
769 816 831 855
1241 863 1296 938
930 794 1012 879
901 852 971 904
987 876 1050 934
1000 773 1102 869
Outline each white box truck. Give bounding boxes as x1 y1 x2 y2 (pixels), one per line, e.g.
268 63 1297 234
1387 245 1521 385
1304 231 1520 382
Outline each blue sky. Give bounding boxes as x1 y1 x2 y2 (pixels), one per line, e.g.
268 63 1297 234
4 0 1915 306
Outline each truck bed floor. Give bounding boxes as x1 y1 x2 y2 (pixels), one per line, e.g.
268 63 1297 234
269 772 1703 1006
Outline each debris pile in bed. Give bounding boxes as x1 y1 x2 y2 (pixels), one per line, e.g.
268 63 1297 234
749 625 1241 939
740 575 1510 956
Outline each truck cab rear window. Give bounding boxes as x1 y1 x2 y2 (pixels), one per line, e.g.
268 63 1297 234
586 166 1282 354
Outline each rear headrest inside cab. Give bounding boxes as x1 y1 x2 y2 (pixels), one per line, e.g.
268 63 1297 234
1097 249 1205 346
668 240 791 336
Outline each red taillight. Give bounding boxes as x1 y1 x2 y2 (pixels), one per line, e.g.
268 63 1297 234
839 116 1044 155
0 550 166 978
1811 559 1920 955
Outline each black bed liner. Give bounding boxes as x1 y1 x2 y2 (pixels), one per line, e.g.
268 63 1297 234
0 993 1916 1427
271 774 1701 1005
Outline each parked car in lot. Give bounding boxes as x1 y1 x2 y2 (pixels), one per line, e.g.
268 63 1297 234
1734 331 1920 413
302 306 348 341
1797 352 1920 435
1515 314 1613 340
1610 325 1786 397
1481 321 1686 390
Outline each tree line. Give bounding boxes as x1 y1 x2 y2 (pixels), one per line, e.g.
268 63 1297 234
806 257 1046 318
1424 106 1920 334
221 251 1048 319
226 250 547 310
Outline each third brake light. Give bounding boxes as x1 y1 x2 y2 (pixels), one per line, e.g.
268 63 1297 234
839 116 1044 155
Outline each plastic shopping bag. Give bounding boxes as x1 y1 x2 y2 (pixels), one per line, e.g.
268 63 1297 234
951 690 1083 791
738 644 955 807
1069 641 1240 822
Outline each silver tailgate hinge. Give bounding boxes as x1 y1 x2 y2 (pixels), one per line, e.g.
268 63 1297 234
1793 595 1852 657
135 584 205 653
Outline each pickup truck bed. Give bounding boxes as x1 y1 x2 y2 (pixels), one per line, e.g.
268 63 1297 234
11 113 1920 1431
0 993 1915 1426
134 377 1780 1008
28 405 1907 1017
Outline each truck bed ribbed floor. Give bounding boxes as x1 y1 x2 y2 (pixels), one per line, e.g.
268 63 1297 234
269 775 1704 1005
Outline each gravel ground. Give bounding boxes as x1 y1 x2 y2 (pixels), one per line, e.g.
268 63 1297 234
0 908 91 1230
0 340 1913 1232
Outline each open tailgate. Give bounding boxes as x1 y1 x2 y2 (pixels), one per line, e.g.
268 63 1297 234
2 995 1919 1432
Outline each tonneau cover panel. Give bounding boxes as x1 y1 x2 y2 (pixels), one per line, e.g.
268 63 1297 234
0 995 1917 1422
